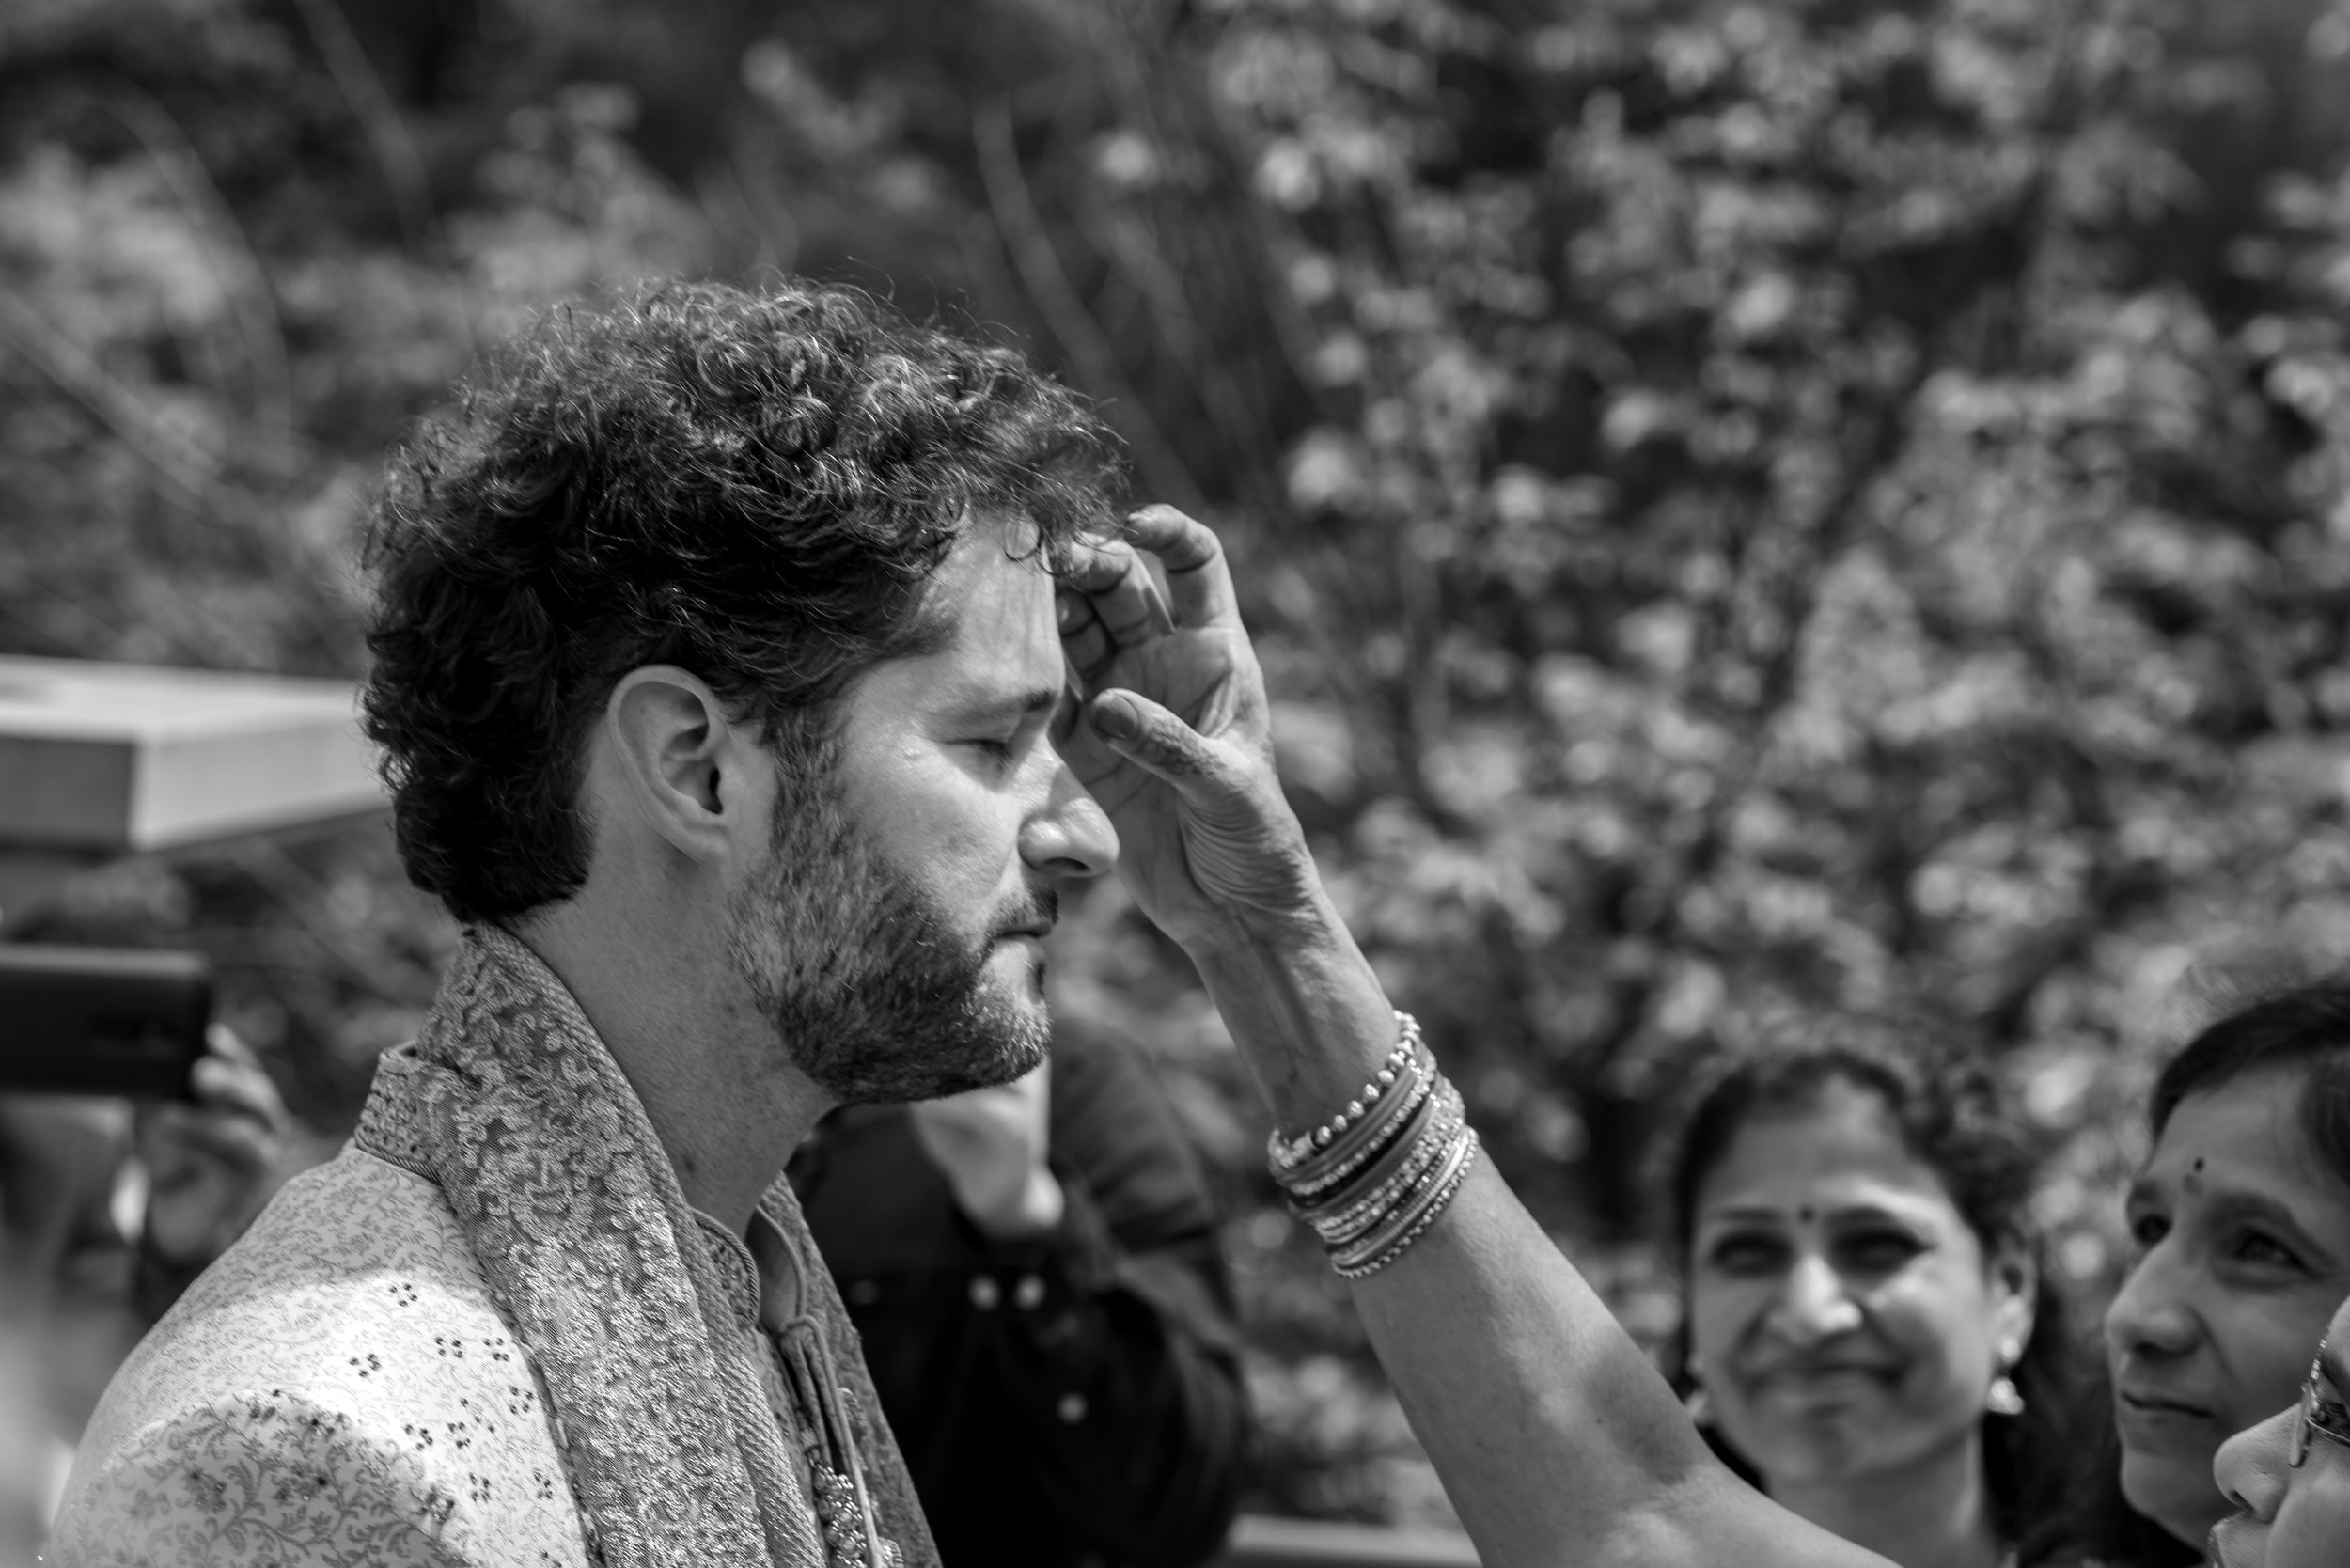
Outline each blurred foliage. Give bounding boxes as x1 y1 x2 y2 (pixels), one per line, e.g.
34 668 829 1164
6 0 2350 1529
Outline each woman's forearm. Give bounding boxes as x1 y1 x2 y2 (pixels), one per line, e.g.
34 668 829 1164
1058 507 1887 1567
1190 913 1889 1568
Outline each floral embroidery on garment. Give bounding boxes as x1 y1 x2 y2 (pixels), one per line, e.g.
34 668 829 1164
53 926 935 1568
52 1146 591 1567
350 925 934 1568
67 1393 469 1567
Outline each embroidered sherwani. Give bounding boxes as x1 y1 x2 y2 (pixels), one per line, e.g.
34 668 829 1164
50 929 937 1568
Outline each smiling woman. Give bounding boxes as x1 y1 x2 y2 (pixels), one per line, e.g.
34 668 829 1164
2081 984 2350 1566
1662 1016 2085 1568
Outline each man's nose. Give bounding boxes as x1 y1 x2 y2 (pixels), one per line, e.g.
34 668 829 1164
1020 752 1119 880
2105 1243 2201 1362
1768 1254 1863 1344
2215 1403 2297 1526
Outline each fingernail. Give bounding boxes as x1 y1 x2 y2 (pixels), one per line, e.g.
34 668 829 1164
1057 594 1077 629
1091 695 1138 740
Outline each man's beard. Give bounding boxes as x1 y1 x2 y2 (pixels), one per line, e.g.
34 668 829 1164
724 784 1053 1105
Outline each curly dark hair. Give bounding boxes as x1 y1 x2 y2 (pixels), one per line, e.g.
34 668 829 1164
1660 1013 2085 1565
361 278 1124 923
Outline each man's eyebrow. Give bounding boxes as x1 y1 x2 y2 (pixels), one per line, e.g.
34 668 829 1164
943 683 1063 721
1009 684 1063 715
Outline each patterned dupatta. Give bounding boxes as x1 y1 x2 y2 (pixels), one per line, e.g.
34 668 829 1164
352 926 937 1568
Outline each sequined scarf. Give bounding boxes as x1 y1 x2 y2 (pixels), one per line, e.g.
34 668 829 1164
352 926 937 1568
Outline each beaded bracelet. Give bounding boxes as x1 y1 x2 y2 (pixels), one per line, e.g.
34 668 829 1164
1328 1111 1472 1265
1330 1125 1480 1279
1291 1073 1452 1222
1267 1012 1426 1174
1280 1062 1435 1205
1261 1011 1478 1280
1294 1078 1449 1229
1306 1088 1466 1248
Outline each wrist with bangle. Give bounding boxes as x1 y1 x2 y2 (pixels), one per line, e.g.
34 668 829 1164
1265 1011 1480 1279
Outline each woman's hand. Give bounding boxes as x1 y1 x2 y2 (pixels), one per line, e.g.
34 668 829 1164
1055 505 1322 952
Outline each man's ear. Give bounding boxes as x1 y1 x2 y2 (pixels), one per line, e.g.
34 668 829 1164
603 666 764 863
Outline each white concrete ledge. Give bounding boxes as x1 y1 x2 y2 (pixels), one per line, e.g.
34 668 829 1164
0 656 384 852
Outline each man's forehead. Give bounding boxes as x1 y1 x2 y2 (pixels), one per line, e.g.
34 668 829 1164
889 528 1064 695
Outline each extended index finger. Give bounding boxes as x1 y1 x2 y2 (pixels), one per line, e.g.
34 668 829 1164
1124 505 1239 629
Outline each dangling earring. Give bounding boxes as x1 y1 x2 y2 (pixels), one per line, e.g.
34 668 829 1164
1986 1339 2025 1418
1684 1355 1714 1427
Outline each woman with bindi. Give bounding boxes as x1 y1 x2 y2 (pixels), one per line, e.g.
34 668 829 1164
1666 1018 2082 1568
2081 983 2350 1565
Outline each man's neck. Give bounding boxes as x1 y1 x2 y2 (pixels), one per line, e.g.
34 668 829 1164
1769 1432 2005 1568
506 912 835 1234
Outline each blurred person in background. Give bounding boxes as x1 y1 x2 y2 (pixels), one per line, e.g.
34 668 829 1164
789 1021 1245 1568
2205 1287 2350 1568
2076 984 2350 1567
1663 1017 2082 1568
0 1030 288 1466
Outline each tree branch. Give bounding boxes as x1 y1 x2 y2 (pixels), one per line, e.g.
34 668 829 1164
108 88 295 439
973 95 1205 512
287 0 440 261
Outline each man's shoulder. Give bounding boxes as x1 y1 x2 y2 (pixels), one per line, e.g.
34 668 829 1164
54 1147 588 1568
46 1385 584 1568
78 1146 522 1449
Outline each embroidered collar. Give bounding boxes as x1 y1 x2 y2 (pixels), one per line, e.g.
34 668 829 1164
354 925 933 1568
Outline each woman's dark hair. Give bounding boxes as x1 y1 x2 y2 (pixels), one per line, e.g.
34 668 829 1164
362 277 1122 924
2071 980 2350 1568
1663 1013 2083 1563
2150 982 2350 1184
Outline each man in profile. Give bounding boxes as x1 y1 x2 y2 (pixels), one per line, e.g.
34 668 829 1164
51 280 1159 1566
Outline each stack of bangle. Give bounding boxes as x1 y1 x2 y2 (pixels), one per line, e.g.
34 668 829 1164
1266 1011 1480 1279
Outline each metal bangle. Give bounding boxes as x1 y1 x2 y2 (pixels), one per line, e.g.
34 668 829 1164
1330 1126 1480 1278
1327 1120 1472 1265
1307 1088 1465 1246
1267 1011 1425 1172
1280 1065 1435 1204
